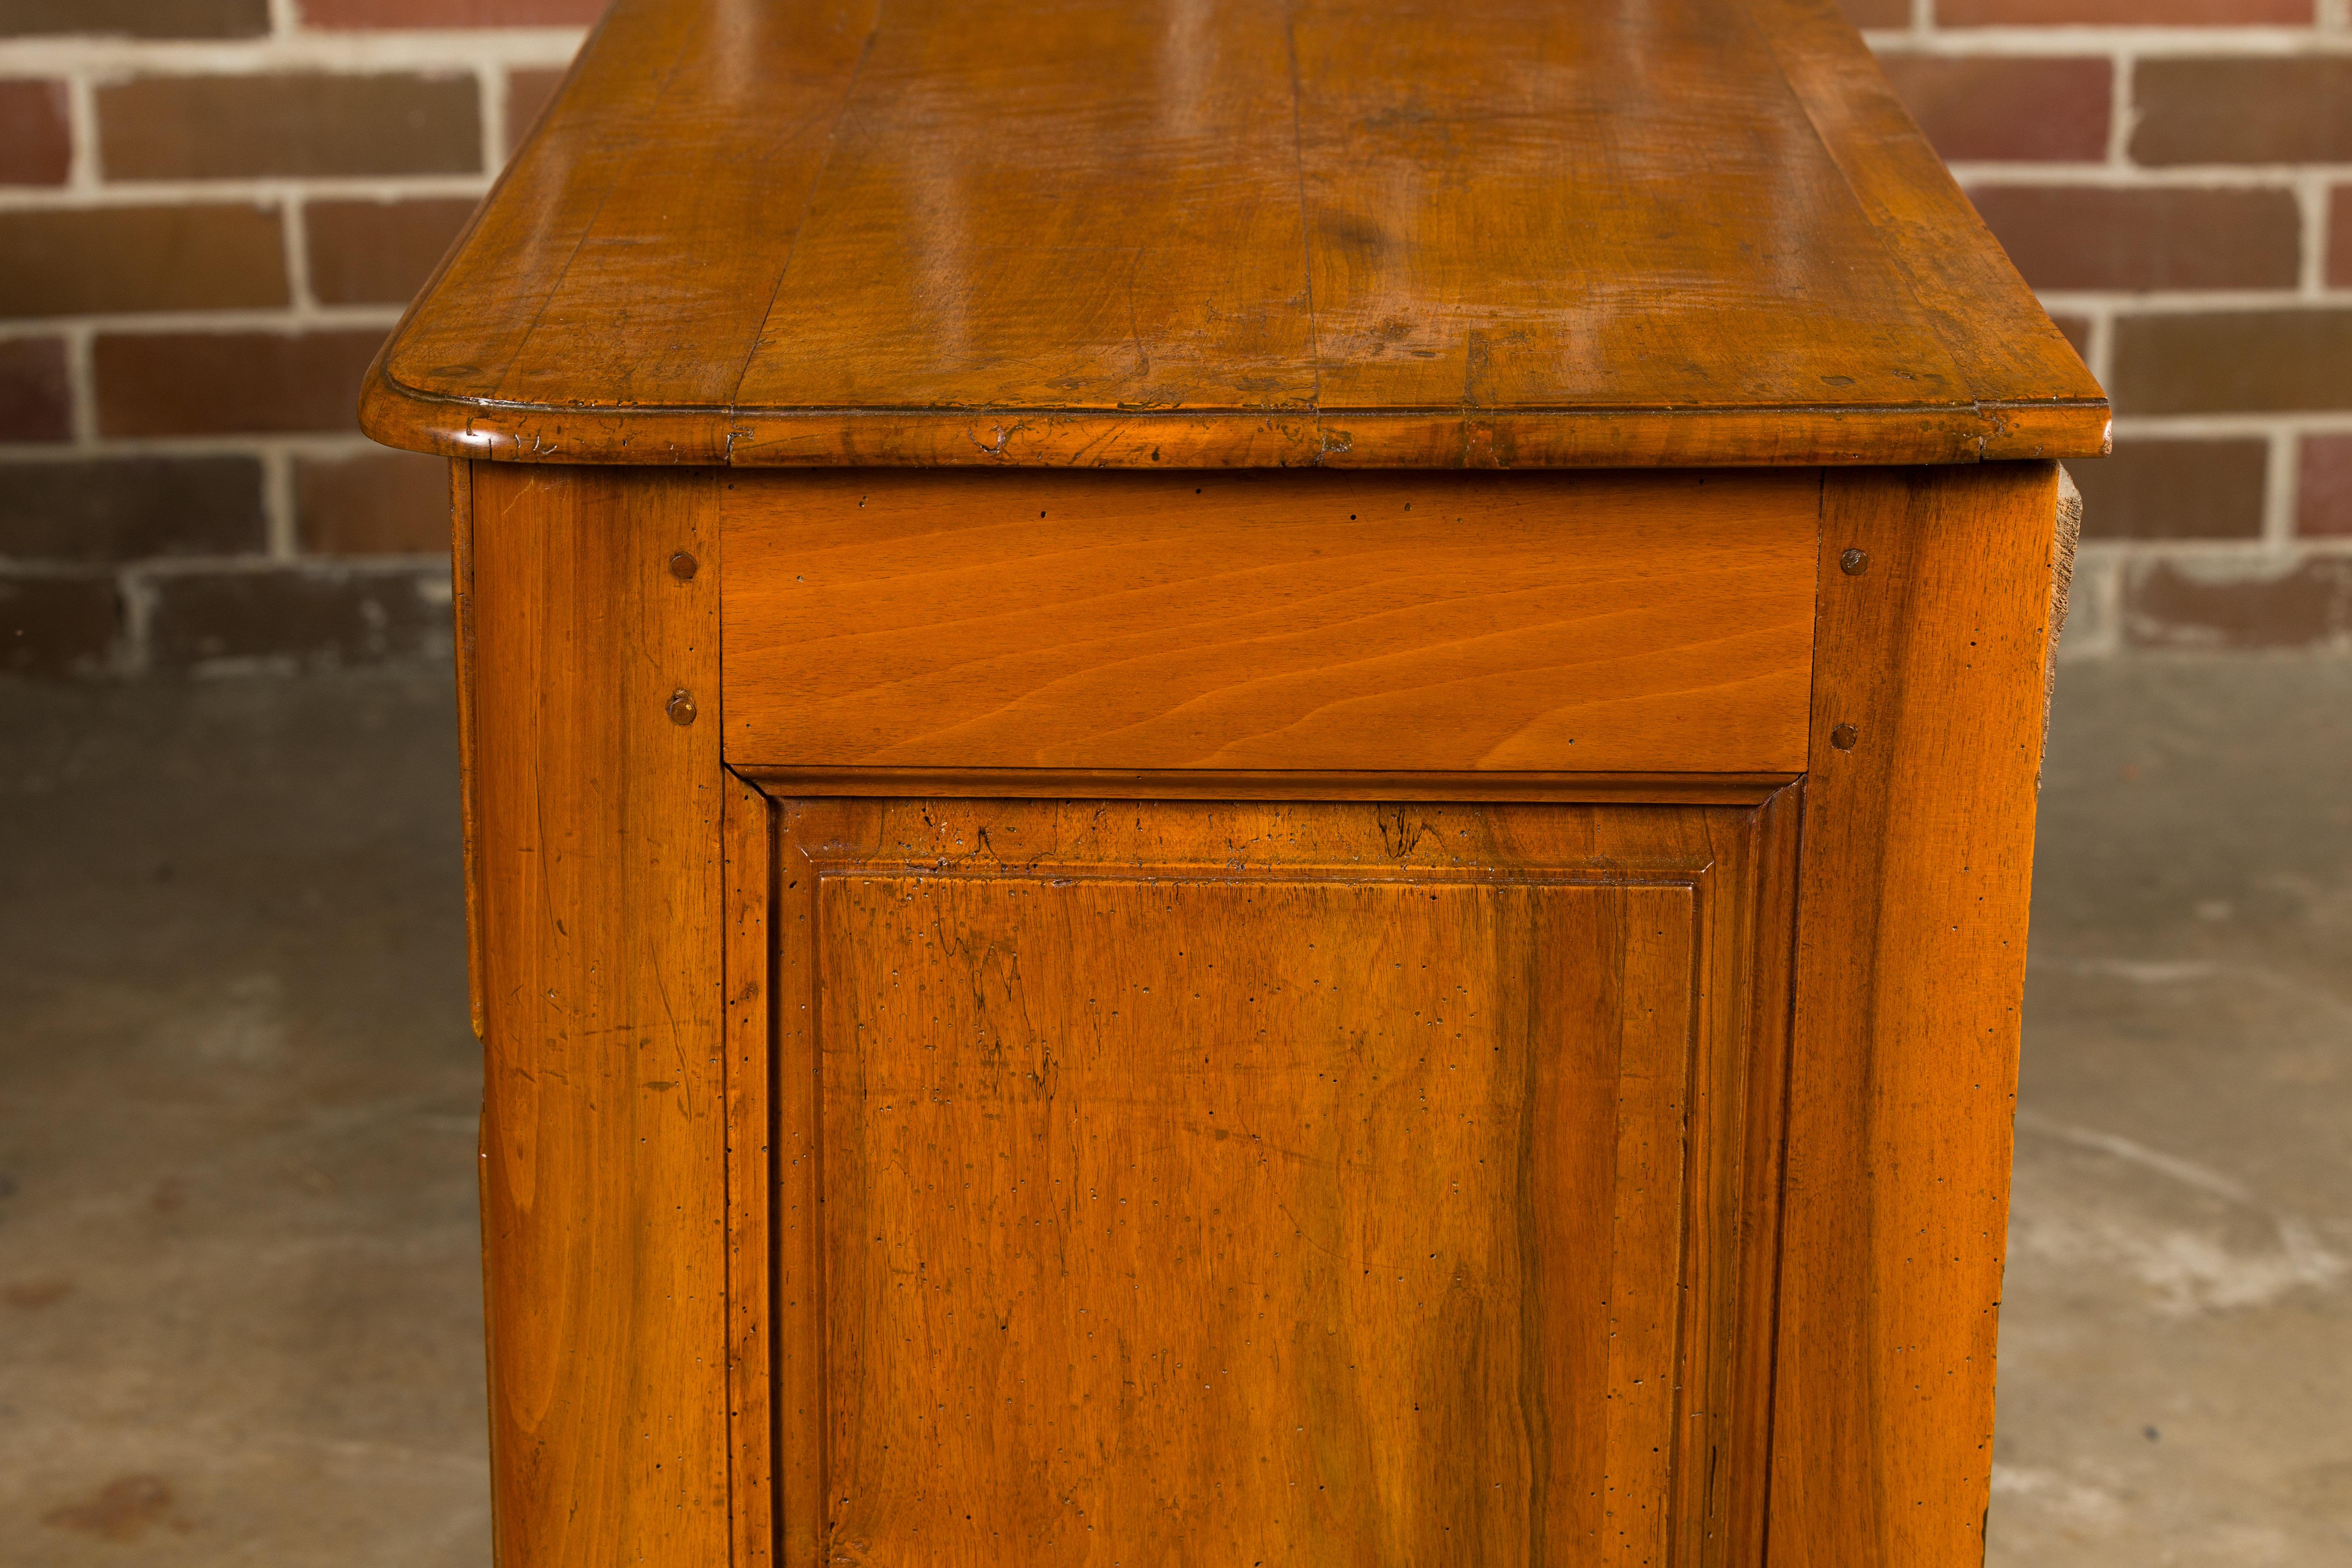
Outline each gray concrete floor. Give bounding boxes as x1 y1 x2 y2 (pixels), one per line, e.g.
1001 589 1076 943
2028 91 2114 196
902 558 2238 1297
1 674 482 1567
0 660 2346 1564
1992 659 2352 1565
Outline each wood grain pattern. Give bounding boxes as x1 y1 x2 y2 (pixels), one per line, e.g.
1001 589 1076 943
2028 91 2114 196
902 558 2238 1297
1769 462 2063 1565
730 767 1796 805
725 773 776 1568
468 463 730 1568
1747 0 2092 421
773 790 828 1568
367 0 881 466
1707 780 1803 1568
764 796 1798 1568
450 458 484 1044
358 0 2105 468
721 469 1819 775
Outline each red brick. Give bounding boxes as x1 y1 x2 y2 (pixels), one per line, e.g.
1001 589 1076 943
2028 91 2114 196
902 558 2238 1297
1 0 268 37
1877 57 2111 164
2125 557 2352 650
0 205 287 318
145 565 448 670
1968 186 2299 292
0 457 266 562
98 74 480 181
1942 0 2309 21
2298 435 2352 538
94 330 384 437
296 451 451 555
2110 310 2352 415
1833 0 1909 27
306 198 477 306
0 337 73 444
0 80 71 186
2329 186 2352 291
2069 439 2266 541
300 0 606 25
504 67 568 156
0 572 120 677
2133 60 2352 167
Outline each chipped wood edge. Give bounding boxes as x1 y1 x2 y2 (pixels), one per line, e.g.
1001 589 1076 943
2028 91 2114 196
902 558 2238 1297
2041 464 2082 790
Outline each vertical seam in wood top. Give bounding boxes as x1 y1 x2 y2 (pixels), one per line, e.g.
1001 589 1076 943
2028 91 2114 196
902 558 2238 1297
349 14 608 426
1279 5 1325 436
728 5 890 463
490 18 706 409
1735 8 2005 460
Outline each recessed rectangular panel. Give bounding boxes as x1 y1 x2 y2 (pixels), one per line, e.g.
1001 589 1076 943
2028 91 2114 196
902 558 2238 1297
772 798 1790 1567
722 468 1818 776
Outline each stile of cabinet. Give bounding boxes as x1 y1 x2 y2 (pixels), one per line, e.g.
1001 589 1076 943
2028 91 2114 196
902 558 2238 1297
365 0 2107 1563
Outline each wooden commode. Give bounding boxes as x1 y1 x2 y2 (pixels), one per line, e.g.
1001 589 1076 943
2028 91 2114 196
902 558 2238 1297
360 1 2109 1563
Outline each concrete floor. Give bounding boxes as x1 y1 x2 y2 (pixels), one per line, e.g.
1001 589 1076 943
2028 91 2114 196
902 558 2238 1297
1991 659 2352 1565
0 673 482 1567
0 659 2345 1565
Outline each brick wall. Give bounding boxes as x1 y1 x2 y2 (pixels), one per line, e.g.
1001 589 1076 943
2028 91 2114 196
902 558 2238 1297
3 1 2349 675
0 0 594 676
1855 0 2352 651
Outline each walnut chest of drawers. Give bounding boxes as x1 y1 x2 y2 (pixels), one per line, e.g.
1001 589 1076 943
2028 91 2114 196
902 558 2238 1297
361 0 2108 1563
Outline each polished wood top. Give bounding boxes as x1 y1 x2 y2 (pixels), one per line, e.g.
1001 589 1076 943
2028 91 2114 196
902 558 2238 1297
360 0 2108 469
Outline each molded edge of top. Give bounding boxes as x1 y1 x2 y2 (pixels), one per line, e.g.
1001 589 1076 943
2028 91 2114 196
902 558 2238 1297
359 346 2111 469
357 0 2114 471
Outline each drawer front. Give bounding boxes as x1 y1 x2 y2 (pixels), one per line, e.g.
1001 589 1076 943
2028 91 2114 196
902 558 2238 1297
720 468 1818 776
